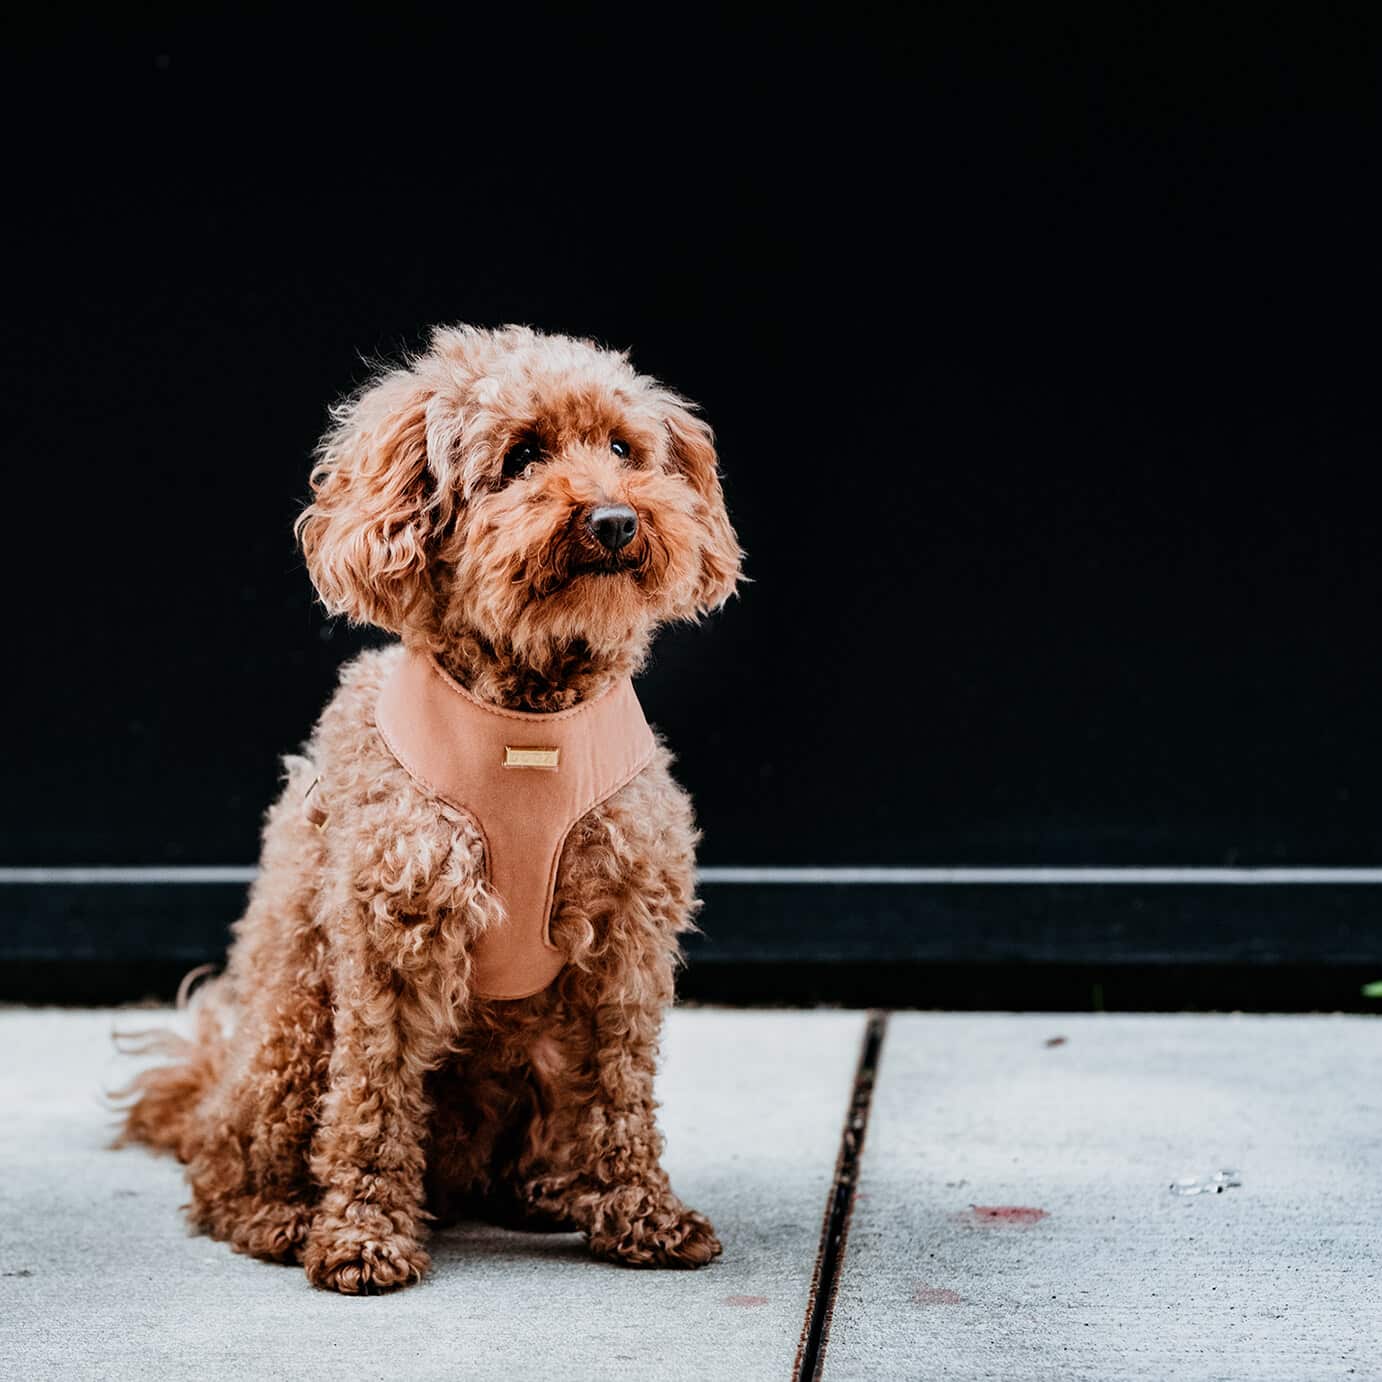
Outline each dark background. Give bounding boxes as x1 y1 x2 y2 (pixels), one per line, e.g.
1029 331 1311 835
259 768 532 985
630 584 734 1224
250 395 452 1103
4 7 1381 1005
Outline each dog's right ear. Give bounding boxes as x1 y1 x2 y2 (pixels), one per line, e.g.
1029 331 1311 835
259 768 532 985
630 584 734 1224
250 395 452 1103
295 369 441 632
662 401 744 614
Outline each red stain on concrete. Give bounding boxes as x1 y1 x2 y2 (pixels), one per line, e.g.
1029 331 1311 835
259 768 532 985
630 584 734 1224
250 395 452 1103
965 1205 1049 1227
722 1295 769 1307
914 1283 964 1305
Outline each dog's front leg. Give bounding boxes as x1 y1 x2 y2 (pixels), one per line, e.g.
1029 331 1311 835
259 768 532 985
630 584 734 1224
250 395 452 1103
299 804 486 1293
528 994 721 1269
300 930 460 1294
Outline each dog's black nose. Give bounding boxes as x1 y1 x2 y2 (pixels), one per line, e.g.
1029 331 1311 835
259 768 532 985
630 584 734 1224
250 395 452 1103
587 503 638 552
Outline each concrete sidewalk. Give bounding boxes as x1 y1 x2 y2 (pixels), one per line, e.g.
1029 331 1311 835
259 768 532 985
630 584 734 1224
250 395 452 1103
828 1015 1382 1381
0 1009 1378 1380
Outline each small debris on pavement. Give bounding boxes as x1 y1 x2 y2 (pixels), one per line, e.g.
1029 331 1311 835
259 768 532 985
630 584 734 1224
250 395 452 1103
1170 1170 1242 1196
1044 1036 1068 1047
962 1205 1049 1227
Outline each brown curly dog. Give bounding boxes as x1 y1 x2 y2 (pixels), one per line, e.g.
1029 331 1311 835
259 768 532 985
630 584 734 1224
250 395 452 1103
119 324 743 1293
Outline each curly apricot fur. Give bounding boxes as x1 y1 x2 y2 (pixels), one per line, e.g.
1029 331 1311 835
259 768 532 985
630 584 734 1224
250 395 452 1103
118 325 741 1291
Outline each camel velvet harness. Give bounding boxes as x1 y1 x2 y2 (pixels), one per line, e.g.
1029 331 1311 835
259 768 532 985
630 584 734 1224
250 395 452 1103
374 649 656 1000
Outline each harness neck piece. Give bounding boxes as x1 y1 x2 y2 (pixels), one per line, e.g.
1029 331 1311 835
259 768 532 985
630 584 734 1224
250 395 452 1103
374 648 656 1000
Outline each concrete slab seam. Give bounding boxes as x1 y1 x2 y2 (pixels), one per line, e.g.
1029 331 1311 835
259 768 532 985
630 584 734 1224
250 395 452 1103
793 1010 889 1382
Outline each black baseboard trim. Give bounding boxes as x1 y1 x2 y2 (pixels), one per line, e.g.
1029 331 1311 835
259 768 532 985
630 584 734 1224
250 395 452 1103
3 957 1380 1012
4 879 1382 1009
674 961 1382 1011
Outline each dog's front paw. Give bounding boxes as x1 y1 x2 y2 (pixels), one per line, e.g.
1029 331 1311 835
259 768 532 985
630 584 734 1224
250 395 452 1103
588 1201 722 1269
303 1214 430 1294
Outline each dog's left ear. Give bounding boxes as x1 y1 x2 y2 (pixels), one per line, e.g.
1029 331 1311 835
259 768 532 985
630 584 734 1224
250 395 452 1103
295 369 442 633
663 403 744 613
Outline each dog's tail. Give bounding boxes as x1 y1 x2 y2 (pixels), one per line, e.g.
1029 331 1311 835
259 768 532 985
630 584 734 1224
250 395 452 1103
111 965 227 1161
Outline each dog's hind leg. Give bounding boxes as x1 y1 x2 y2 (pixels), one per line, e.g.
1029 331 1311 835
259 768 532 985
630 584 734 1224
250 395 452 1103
181 760 331 1263
425 1058 513 1226
426 1054 577 1232
184 967 331 1264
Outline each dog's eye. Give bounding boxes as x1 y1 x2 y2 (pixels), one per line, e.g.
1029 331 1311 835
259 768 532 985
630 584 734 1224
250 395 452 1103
610 438 631 460
503 440 542 478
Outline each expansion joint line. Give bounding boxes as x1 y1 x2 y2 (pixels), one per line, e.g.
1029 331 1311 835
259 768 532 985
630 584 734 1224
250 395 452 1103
794 1011 889 1382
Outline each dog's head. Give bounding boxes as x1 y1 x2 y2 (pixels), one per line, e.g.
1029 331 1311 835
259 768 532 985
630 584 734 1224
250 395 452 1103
296 325 742 662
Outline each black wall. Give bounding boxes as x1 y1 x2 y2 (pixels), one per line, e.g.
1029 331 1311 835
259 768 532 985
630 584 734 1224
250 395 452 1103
5 9 1381 1004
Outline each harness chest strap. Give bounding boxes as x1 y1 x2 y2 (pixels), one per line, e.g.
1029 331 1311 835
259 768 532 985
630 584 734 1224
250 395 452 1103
373 648 657 1000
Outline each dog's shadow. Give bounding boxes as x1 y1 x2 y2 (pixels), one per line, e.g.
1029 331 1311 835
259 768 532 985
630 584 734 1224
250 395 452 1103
428 1220 591 1271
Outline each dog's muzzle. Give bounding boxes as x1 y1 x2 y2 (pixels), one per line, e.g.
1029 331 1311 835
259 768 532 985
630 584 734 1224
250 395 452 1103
586 504 638 552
